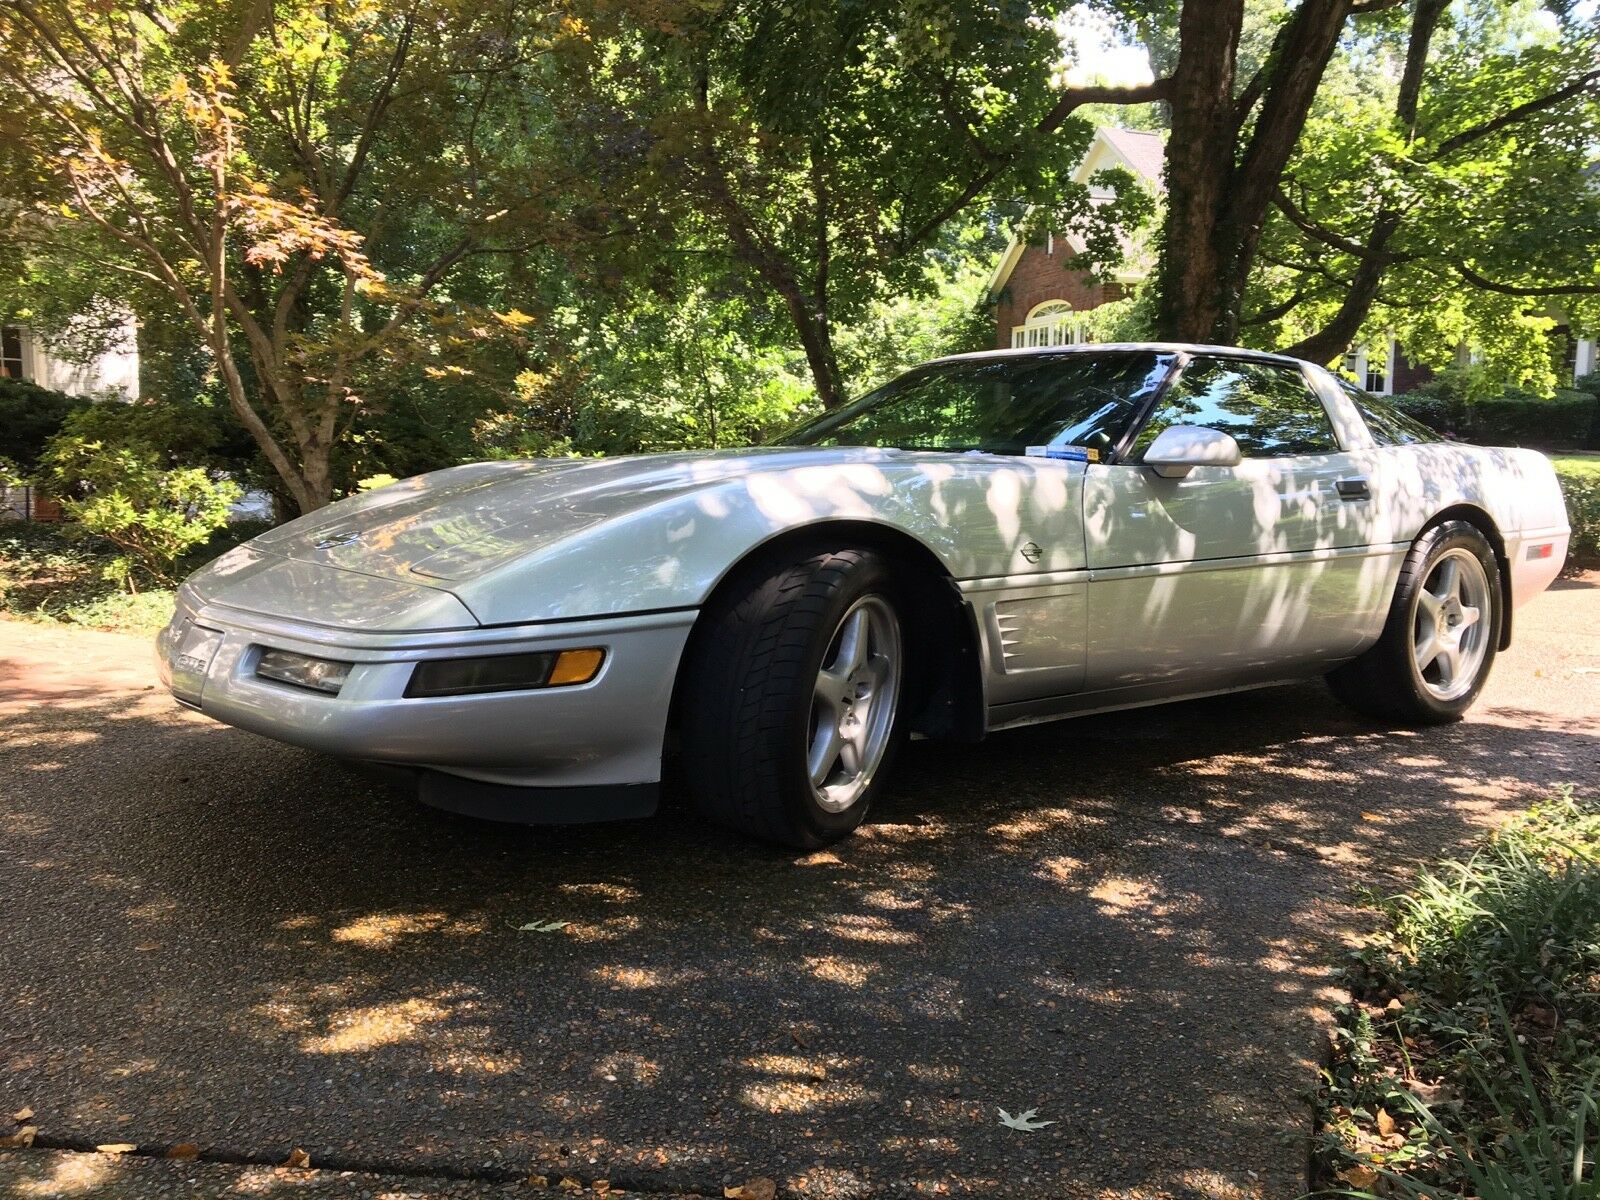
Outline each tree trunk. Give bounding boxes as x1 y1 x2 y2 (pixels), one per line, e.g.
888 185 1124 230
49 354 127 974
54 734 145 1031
1154 0 1245 342
1278 212 1399 363
209 338 325 514
1217 0 1354 338
1156 0 1356 345
780 287 846 409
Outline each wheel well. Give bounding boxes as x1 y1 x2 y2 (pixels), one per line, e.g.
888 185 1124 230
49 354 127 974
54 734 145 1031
1420 504 1513 650
668 521 986 747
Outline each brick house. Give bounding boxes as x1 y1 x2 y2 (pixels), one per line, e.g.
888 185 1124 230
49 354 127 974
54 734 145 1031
987 126 1163 352
986 126 1597 396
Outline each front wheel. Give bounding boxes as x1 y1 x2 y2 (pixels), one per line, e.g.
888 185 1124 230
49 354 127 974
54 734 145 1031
1327 520 1502 724
678 545 906 848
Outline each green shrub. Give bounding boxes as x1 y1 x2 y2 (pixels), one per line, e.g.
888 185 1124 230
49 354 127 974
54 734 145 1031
0 521 121 619
1470 390 1596 448
1392 375 1599 450
58 588 177 635
0 511 232 634
1390 390 1460 436
1556 464 1600 562
0 377 87 472
56 394 242 472
40 424 239 589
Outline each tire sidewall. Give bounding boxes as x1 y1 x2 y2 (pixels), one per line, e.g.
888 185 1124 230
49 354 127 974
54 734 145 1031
779 554 907 845
1398 524 1502 720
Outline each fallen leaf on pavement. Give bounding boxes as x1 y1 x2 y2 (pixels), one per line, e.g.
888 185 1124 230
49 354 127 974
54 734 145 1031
0 1127 37 1149
558 1178 583 1193
96 1143 136 1155
997 1107 1055 1131
517 920 569 933
283 1147 311 1169
1376 1108 1396 1137
166 1143 200 1161
725 1179 777 1200
11 1108 32 1122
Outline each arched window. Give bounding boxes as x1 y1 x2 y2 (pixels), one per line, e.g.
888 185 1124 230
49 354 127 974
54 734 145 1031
1011 301 1087 349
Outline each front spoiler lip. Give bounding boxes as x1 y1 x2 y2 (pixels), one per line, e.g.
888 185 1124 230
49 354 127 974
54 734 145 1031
356 763 660 825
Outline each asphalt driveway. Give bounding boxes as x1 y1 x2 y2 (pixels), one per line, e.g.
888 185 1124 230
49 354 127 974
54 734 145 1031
3 576 1597 1199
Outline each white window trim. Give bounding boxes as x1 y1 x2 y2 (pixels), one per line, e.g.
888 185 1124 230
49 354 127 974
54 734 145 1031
1577 338 1596 380
1011 301 1091 350
1343 338 1395 395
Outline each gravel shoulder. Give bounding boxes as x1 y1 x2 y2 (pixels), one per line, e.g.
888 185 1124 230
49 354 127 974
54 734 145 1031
2 574 1596 1199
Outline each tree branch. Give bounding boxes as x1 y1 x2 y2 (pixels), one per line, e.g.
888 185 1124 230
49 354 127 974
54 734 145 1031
1271 185 1410 263
1456 262 1600 296
1429 69 1600 160
1241 288 1306 326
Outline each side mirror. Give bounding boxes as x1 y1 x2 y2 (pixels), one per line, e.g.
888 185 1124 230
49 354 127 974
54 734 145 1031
1142 424 1243 479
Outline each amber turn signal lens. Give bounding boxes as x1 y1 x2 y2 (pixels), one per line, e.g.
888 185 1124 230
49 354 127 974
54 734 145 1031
548 647 605 686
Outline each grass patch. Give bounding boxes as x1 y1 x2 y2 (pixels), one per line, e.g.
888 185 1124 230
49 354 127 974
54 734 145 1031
1313 791 1600 1197
0 519 271 635
1551 454 1600 480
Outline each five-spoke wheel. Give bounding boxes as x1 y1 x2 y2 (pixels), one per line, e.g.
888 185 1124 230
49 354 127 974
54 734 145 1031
1411 549 1490 702
1328 520 1502 724
807 596 902 813
680 544 908 847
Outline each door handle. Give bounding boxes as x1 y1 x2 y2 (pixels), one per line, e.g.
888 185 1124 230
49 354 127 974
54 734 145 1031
1335 477 1371 501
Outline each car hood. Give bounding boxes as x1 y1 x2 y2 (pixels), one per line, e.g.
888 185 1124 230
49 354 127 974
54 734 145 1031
247 447 910 585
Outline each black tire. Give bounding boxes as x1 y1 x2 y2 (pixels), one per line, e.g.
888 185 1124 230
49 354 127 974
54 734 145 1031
678 544 906 849
1326 520 1503 724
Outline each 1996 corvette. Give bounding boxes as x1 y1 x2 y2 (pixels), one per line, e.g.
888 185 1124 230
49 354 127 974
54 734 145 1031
159 345 1570 847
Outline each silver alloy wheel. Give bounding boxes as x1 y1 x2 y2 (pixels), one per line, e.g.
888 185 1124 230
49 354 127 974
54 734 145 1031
806 595 902 813
1412 547 1491 702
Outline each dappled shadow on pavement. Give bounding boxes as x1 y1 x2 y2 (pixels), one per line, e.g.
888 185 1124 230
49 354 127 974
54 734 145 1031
0 612 1595 1199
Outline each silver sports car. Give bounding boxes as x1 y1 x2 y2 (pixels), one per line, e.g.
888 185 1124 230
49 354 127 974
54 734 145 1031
159 344 1570 847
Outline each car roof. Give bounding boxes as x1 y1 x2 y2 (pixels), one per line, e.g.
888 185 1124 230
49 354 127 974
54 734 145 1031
928 343 1316 369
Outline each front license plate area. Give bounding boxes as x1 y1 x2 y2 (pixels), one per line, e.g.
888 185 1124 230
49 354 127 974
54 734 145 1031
170 624 224 705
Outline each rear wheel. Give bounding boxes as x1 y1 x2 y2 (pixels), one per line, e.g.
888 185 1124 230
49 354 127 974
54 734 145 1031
679 545 905 848
1326 520 1501 724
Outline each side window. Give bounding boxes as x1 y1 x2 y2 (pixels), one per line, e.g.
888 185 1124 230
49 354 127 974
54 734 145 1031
1132 357 1340 459
1337 380 1438 447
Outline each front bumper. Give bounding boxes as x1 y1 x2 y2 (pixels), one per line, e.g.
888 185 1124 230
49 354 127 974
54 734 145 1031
157 596 696 794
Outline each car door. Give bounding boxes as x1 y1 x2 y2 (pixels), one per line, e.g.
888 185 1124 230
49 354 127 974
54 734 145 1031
1082 354 1388 692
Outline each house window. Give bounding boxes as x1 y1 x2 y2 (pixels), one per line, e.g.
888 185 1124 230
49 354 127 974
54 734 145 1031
1011 301 1087 350
1342 339 1393 395
1 327 22 378
1555 327 1578 386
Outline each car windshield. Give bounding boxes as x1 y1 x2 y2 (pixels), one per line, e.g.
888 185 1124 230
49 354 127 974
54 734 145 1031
774 351 1177 458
